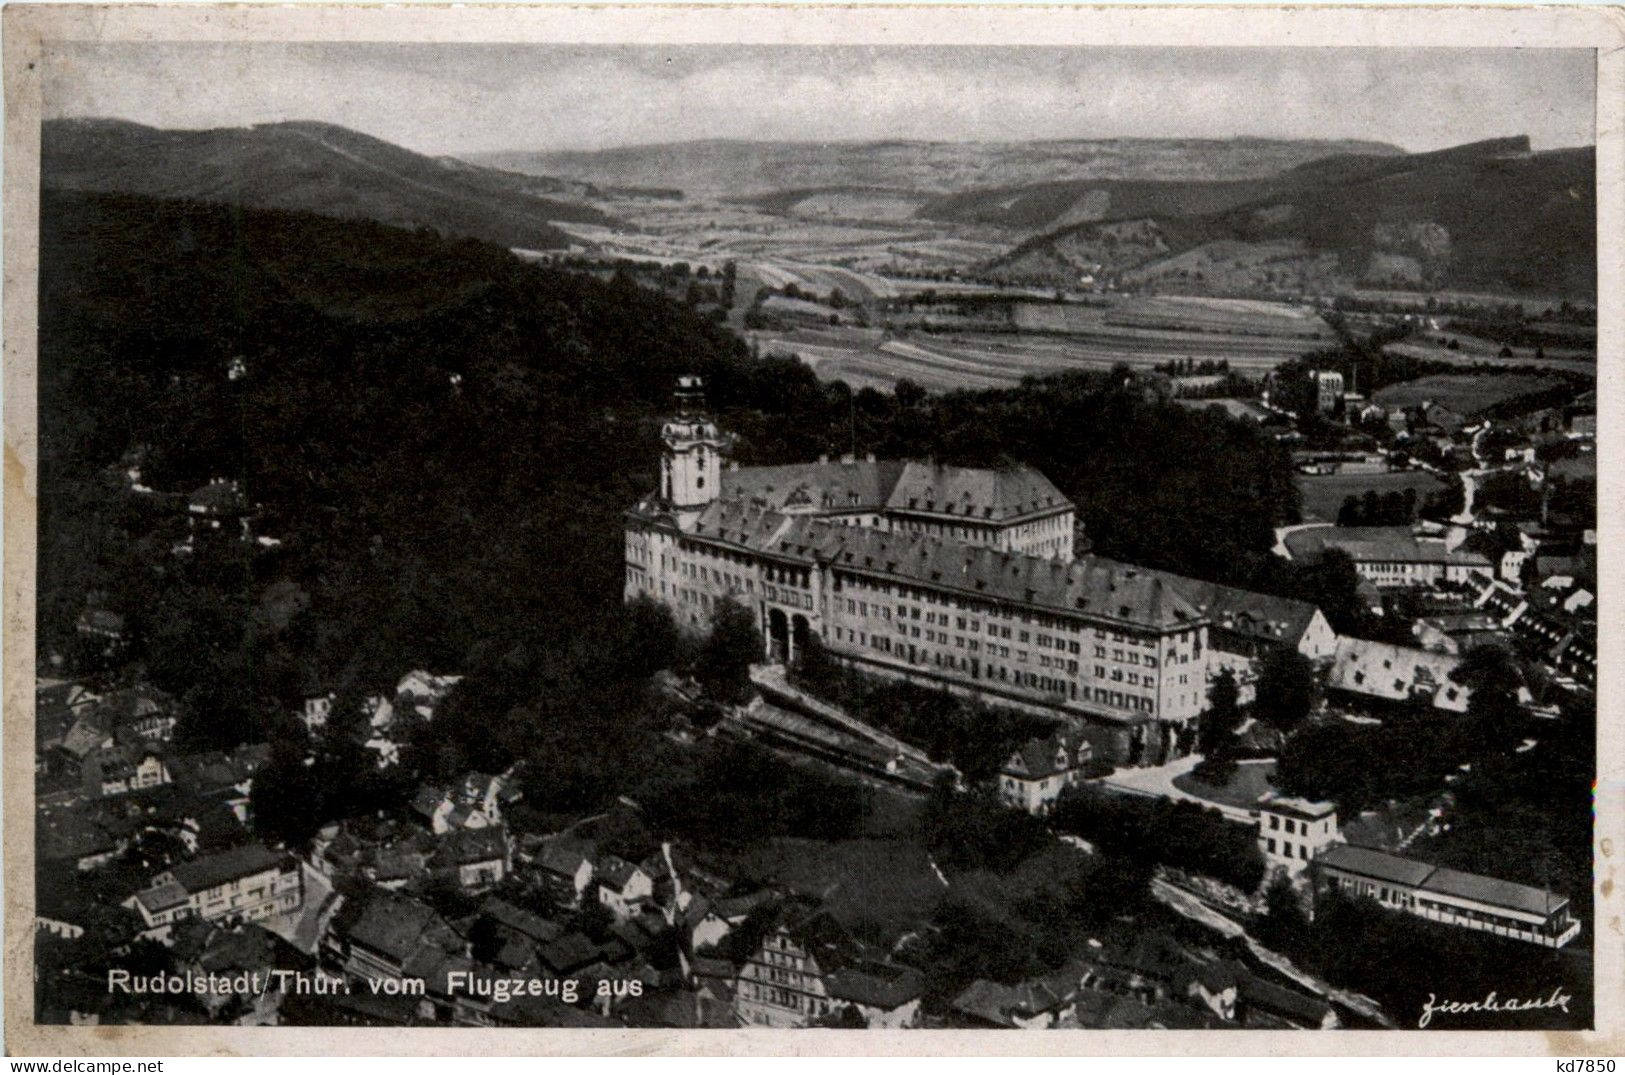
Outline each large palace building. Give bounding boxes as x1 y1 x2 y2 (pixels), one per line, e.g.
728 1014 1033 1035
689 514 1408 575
623 379 1233 764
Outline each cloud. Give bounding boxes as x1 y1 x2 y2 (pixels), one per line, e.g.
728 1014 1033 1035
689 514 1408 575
43 43 1596 155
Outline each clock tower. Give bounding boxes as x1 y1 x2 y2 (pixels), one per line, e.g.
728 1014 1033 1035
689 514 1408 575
661 376 724 527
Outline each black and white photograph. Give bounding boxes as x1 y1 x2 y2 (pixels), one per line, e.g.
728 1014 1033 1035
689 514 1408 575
4 4 1619 1055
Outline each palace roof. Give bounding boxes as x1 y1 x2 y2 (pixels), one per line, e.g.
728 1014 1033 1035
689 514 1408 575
719 459 1071 524
1162 578 1325 648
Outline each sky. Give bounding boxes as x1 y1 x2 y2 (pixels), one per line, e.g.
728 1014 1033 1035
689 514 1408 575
43 43 1596 156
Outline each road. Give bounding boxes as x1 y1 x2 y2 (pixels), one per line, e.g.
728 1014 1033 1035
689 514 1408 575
1096 753 1257 824
261 863 338 956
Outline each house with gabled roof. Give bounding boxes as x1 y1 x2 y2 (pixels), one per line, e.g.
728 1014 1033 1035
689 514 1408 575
950 964 1087 1029
536 837 596 906
734 904 923 1028
998 729 1091 814
325 887 464 983
1163 577 1337 703
410 771 510 835
432 825 511 893
80 741 170 799
595 854 654 921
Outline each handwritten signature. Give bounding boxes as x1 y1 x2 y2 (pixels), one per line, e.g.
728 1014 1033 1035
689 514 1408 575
1419 988 1573 1028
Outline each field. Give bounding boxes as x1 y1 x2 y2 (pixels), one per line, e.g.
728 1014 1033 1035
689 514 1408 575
1294 470 1452 523
547 193 1595 392
551 196 1014 281
754 294 1336 392
1370 373 1575 417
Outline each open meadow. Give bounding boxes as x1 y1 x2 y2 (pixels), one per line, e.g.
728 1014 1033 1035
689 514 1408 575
1294 470 1452 523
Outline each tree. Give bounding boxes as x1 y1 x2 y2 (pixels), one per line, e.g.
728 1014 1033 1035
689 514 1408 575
694 598 760 704
893 378 927 409
1258 874 1311 952
1198 667 1243 767
620 595 681 679
249 735 324 847
1451 643 1527 753
1254 648 1318 731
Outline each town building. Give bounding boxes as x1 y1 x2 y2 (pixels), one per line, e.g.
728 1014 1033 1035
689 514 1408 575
1311 370 1345 414
80 742 170 799
1255 793 1338 874
411 772 509 834
1283 525 1492 590
187 478 251 541
625 379 1215 765
595 855 655 921
432 826 511 893
124 844 304 941
537 838 596 907
998 730 1092 814
325 888 463 984
1165 579 1337 703
734 909 923 1028
1325 637 1471 713
1313 844 1580 949
949 970 1083 1029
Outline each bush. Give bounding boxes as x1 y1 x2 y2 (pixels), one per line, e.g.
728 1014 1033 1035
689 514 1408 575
1051 784 1265 892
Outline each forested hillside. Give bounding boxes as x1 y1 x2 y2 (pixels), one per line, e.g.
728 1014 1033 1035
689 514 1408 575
43 118 612 251
985 137 1596 298
39 190 1301 759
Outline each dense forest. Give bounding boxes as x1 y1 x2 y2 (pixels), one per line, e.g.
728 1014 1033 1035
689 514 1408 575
40 190 1303 763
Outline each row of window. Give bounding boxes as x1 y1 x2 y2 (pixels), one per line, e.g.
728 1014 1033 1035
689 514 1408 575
1265 814 1325 837
1263 838 1312 861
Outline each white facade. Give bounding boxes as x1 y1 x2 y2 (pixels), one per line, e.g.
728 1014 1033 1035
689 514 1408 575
735 927 835 1027
660 406 724 520
125 850 304 942
1256 795 1339 873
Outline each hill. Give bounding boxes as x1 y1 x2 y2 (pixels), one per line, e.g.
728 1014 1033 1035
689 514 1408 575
42 118 614 250
983 137 1596 299
38 189 1301 749
471 137 1403 201
36 188 763 698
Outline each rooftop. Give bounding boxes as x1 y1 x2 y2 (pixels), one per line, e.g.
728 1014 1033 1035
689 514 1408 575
1284 525 1491 568
719 459 1071 525
166 844 290 894
1316 844 1437 887
1165 576 1323 646
1257 793 1336 820
339 890 450 964
595 854 646 892
1327 637 1469 710
1318 844 1568 916
677 498 1204 633
1003 729 1090 781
